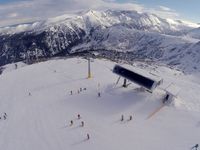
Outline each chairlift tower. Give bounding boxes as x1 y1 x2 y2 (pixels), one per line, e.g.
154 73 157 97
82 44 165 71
87 58 92 79
123 78 128 88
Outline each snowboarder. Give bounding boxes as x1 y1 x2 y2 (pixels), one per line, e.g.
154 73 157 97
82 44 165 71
121 115 124 121
86 133 90 140
81 121 84 127
70 120 73 126
77 114 81 119
192 144 199 150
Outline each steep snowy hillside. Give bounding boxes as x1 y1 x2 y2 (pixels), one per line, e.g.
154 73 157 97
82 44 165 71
0 58 199 150
0 10 200 72
187 27 200 39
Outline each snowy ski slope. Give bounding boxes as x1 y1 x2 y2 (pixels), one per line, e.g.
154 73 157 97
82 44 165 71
0 58 199 150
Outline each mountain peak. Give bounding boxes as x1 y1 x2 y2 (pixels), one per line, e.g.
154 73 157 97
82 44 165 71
0 9 199 35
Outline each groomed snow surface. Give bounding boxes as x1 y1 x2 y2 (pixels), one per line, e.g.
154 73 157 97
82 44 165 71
0 58 199 150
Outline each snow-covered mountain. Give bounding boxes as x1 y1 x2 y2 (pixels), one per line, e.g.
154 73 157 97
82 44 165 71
0 10 198 35
187 27 200 39
0 10 200 72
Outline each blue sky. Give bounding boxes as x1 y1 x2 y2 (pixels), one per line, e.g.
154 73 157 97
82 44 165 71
0 0 199 27
0 0 21 4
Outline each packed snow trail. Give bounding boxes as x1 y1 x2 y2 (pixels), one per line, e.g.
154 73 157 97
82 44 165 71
0 58 200 150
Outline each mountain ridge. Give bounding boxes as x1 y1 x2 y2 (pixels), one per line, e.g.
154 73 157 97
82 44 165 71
0 9 200 73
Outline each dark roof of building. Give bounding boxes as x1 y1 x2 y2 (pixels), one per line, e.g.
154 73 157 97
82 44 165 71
113 65 161 91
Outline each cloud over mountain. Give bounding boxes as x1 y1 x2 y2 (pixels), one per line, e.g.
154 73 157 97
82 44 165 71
0 0 179 27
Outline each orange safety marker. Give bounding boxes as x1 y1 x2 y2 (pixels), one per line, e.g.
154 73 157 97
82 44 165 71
147 104 165 120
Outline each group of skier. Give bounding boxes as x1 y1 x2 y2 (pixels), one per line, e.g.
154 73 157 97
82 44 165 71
70 85 101 98
69 114 90 140
70 87 87 95
121 114 133 122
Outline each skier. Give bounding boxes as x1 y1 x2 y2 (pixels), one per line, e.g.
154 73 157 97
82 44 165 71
70 91 73 95
80 88 82 92
98 92 101 97
4 112 7 116
192 144 199 150
121 115 124 122
15 64 18 69
77 114 81 119
29 92 31 96
81 121 84 127
97 83 101 98
3 115 6 120
70 120 73 126
163 94 169 104
86 133 90 140
129 115 132 121
77 90 80 94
